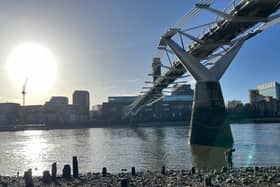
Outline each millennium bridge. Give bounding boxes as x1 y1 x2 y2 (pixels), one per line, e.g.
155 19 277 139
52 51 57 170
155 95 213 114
127 0 280 147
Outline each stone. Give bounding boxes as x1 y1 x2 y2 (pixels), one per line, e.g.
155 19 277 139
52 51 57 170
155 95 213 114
221 167 227 173
225 178 232 183
204 175 212 186
1 182 8 187
42 170 52 184
268 176 274 182
62 165 71 180
121 178 129 187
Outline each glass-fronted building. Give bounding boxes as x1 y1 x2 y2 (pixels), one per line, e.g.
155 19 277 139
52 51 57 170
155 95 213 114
257 81 280 99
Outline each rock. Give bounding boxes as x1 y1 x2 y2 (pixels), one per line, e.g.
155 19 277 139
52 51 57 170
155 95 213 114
121 178 129 187
42 170 52 184
225 178 232 183
267 176 274 182
221 167 227 173
0 182 8 187
204 175 212 186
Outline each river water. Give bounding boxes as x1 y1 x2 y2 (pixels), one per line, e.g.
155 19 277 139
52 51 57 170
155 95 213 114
0 123 280 176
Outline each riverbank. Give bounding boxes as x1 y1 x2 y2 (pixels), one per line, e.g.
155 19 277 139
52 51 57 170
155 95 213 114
1 167 280 186
1 116 280 132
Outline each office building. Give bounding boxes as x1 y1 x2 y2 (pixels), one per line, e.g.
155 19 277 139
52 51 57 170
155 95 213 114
172 84 194 96
102 96 136 120
0 103 20 125
45 96 68 106
73 90 90 120
99 84 194 122
19 105 43 124
257 81 280 99
227 100 243 109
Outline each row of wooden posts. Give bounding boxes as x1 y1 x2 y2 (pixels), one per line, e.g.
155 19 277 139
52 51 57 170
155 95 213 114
23 156 140 187
23 156 204 187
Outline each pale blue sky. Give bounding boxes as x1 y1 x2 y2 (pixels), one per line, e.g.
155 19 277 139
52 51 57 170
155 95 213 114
0 0 279 106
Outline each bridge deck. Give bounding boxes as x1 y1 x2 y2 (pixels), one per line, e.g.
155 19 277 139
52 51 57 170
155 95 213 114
130 0 280 113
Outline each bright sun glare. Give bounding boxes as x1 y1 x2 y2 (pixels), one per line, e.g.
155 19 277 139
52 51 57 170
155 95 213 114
6 43 57 94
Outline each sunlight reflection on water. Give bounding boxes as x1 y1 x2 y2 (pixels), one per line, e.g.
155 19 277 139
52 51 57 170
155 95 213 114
0 124 280 176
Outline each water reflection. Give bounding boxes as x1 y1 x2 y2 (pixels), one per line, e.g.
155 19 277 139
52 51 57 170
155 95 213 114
18 131 49 175
190 145 227 169
0 124 280 176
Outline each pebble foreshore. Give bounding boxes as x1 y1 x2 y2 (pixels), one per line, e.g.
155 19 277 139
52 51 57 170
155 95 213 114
1 166 280 187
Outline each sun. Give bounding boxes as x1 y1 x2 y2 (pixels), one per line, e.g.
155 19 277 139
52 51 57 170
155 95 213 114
6 42 57 95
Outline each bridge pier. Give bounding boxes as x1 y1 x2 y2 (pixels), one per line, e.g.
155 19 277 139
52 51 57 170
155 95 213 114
161 36 246 147
189 81 233 147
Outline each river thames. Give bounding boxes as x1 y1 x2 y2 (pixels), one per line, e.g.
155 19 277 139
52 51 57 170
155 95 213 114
0 123 280 176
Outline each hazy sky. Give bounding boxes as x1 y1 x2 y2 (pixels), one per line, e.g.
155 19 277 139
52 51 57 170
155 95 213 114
0 0 280 106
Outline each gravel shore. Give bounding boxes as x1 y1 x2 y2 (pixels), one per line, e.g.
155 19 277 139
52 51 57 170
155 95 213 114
1 166 280 186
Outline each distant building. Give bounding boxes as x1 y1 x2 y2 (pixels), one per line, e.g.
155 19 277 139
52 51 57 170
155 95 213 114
227 100 243 109
72 90 90 120
102 96 136 121
91 105 103 119
257 81 280 99
0 103 20 125
172 84 194 96
44 96 69 122
248 82 280 117
46 96 68 105
98 84 194 122
249 89 264 104
19 105 44 124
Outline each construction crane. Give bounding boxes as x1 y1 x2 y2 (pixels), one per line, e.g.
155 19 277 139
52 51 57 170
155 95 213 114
22 78 28 106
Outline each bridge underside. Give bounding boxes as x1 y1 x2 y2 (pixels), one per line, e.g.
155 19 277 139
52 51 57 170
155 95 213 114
189 81 233 147
128 0 280 147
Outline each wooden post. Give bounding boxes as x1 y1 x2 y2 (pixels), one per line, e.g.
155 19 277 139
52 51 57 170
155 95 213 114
191 167 196 175
51 162 57 181
161 166 166 175
73 156 79 178
42 170 52 184
102 167 107 177
131 167 136 176
62 165 71 179
24 169 34 187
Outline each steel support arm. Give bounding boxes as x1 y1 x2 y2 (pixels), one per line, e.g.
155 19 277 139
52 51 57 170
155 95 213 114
210 39 245 80
162 37 213 81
